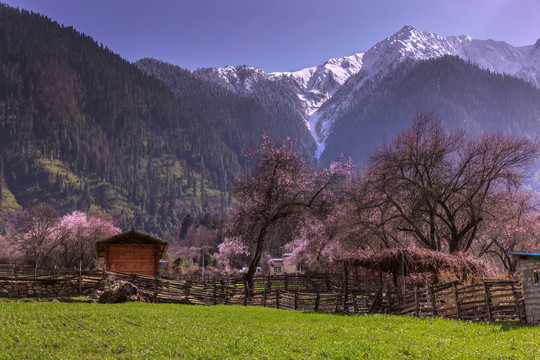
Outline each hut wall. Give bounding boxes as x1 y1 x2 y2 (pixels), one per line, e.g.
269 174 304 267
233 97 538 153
283 255 298 274
518 256 540 323
270 260 284 275
105 244 159 277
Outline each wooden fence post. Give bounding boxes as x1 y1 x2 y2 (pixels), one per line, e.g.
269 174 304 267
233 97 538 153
153 277 159 303
78 260 82 295
294 289 298 310
315 292 320 312
334 294 340 313
428 286 437 317
213 282 218 305
343 263 349 313
276 289 280 309
452 282 461 320
483 281 492 322
263 286 267 307
185 280 192 299
414 286 419 317
511 281 524 322
285 274 289 291
326 273 330 292
369 285 383 314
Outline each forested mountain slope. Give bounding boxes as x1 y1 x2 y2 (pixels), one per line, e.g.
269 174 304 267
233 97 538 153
134 58 316 162
320 56 540 165
0 5 241 235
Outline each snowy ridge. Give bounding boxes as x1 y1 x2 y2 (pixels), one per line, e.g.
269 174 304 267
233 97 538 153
195 53 364 131
208 65 272 95
309 25 540 158
274 53 364 118
198 25 540 158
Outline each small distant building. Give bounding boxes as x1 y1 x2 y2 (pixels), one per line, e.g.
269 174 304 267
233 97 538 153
96 230 169 278
509 252 540 323
269 253 300 275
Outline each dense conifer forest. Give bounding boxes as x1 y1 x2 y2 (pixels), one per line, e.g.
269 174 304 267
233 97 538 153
0 5 249 236
136 59 316 162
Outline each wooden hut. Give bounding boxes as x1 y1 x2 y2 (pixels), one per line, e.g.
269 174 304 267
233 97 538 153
509 252 540 323
269 253 300 275
96 230 168 277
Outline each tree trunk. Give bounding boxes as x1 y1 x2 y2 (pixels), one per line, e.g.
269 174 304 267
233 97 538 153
245 227 268 289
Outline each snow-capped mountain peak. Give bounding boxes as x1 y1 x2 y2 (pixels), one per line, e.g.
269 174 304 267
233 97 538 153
190 26 540 160
196 52 366 129
307 26 540 158
365 25 455 69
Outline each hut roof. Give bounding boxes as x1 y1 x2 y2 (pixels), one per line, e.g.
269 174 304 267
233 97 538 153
508 252 540 257
95 230 169 259
335 247 486 277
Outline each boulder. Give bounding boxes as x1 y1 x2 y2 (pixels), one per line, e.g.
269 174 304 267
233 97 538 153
98 281 144 303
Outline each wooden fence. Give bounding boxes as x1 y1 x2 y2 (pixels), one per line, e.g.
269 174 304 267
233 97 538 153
107 271 526 323
0 264 526 323
379 280 526 322
161 272 351 293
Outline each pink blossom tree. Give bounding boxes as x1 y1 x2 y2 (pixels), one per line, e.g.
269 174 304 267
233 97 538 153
11 206 120 270
285 220 344 272
227 135 351 288
215 236 250 271
475 192 540 274
55 211 120 268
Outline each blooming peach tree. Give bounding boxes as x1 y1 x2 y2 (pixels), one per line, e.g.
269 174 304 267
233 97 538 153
227 135 351 288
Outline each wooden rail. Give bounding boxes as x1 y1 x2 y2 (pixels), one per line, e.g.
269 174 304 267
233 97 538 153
107 271 526 323
380 279 526 323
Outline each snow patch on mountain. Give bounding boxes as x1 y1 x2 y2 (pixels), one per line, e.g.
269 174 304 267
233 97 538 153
209 65 271 94
274 53 364 118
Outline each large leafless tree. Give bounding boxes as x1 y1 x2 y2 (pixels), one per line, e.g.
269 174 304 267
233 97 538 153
365 112 539 253
13 204 64 273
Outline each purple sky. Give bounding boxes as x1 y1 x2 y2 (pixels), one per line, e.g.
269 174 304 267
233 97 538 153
4 0 540 72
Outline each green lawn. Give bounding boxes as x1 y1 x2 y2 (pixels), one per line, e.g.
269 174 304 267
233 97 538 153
0 302 539 359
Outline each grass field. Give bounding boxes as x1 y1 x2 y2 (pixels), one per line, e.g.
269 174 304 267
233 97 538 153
0 301 539 359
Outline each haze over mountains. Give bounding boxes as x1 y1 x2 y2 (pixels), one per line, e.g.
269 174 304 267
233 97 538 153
1 3 540 237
